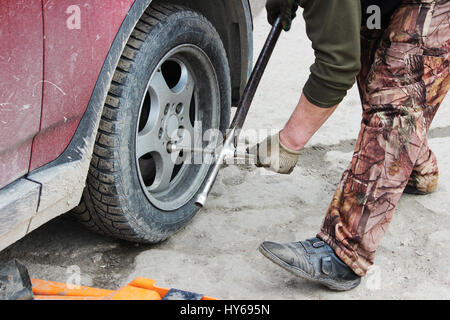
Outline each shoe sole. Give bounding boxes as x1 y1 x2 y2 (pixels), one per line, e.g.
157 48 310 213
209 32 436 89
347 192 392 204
259 244 361 291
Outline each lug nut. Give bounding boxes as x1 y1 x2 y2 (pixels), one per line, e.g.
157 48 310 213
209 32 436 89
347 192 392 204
176 103 183 114
167 142 177 153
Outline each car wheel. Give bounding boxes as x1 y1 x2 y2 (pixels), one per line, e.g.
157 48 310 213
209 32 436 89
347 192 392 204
72 3 231 243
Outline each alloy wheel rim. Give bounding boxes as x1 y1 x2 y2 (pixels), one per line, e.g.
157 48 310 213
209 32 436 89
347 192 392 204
135 44 220 211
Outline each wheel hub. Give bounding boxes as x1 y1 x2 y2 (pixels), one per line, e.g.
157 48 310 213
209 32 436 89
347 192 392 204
164 113 180 140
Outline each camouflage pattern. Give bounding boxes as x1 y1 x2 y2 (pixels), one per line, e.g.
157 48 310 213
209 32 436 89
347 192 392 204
318 0 450 277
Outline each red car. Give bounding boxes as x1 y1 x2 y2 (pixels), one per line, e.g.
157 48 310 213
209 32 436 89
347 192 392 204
0 0 253 250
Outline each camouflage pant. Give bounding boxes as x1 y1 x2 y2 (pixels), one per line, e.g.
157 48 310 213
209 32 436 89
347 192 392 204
317 0 450 277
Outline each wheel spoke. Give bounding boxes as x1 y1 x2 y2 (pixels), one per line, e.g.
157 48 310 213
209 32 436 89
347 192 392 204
138 71 173 138
173 65 195 111
150 147 179 192
176 66 196 148
150 69 176 103
136 128 159 159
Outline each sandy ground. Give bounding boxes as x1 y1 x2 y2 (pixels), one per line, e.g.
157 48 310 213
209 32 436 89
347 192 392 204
1 3 449 299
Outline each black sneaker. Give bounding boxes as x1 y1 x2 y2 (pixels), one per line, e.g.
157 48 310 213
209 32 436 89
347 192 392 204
259 238 361 291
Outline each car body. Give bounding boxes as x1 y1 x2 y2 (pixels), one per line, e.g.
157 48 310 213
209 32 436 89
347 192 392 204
0 0 253 251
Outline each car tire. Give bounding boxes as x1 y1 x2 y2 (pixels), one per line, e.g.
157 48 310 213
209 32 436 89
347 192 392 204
72 3 231 243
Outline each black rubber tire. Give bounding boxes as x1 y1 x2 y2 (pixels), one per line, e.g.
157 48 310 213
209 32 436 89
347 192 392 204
72 3 231 243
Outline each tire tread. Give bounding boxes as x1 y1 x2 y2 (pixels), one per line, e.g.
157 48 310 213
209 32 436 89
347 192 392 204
73 3 228 243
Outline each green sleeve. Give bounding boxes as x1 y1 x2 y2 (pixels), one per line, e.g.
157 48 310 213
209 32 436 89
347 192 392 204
299 0 362 108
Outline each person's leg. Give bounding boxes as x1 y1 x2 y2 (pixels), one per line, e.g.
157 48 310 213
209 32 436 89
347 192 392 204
405 137 439 194
258 25 385 292
318 0 450 277
356 26 385 103
259 0 449 290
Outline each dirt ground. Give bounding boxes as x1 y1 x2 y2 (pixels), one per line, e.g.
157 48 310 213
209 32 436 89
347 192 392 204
1 3 449 299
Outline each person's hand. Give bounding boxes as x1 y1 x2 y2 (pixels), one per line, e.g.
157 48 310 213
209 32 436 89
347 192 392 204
247 132 301 174
266 0 299 31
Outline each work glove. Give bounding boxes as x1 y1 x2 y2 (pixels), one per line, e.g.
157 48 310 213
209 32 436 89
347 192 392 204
266 0 299 31
248 132 301 174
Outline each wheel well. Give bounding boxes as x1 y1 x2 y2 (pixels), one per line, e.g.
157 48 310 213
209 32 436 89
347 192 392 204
154 0 253 106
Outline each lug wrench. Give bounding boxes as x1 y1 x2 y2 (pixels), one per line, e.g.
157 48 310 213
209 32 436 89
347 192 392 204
194 16 283 207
